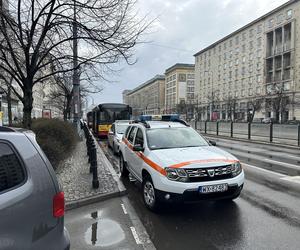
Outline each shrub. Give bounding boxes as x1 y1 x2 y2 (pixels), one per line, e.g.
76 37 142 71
31 118 78 170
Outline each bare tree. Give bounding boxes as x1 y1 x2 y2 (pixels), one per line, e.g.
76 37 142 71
247 96 264 122
48 65 103 120
0 72 14 125
266 84 290 123
222 95 237 121
0 0 150 128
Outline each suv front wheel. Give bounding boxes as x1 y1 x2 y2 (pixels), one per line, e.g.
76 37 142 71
142 176 160 212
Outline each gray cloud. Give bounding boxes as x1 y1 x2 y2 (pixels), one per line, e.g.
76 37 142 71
91 0 288 105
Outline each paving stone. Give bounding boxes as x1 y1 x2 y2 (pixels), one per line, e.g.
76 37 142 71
56 139 119 203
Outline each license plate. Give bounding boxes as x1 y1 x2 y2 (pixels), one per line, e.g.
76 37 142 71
199 184 228 194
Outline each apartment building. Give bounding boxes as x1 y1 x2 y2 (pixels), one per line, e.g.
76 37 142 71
194 0 300 122
125 75 165 117
165 63 195 113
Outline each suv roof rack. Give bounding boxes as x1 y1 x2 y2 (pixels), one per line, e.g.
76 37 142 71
132 120 150 128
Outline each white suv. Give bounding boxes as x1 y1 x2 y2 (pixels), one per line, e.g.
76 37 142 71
119 117 244 211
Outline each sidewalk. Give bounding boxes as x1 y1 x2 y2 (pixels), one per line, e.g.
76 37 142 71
56 135 126 210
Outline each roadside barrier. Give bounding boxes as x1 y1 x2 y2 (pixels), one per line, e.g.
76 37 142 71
82 122 99 189
191 120 300 147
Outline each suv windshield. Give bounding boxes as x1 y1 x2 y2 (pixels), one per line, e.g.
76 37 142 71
146 127 209 150
116 124 129 134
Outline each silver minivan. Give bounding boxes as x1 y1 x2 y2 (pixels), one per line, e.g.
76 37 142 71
0 127 70 250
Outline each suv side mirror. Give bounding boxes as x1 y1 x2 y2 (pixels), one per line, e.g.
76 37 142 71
209 140 217 146
133 144 144 152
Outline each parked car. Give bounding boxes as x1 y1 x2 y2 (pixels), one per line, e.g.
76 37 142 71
286 120 300 125
0 126 70 250
262 117 278 124
108 120 131 154
119 115 244 211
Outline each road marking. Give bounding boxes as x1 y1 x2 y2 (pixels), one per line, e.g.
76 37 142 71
280 176 300 184
130 226 142 244
263 158 300 169
242 162 286 177
120 203 128 214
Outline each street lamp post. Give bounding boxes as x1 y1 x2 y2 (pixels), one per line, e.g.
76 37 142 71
72 1 80 126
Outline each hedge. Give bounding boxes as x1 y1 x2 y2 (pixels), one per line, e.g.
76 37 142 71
31 118 78 170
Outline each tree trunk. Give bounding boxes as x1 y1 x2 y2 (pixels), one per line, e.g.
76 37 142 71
65 95 72 120
22 88 33 129
7 85 12 126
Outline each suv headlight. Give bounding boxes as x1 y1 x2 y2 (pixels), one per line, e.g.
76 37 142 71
231 162 242 177
165 167 189 182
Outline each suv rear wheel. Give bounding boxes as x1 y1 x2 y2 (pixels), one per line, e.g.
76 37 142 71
119 154 129 177
142 176 160 212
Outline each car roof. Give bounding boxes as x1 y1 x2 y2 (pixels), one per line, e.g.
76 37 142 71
132 121 187 129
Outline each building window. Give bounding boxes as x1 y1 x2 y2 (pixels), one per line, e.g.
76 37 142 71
256 86 261 94
235 47 239 54
229 39 233 47
277 14 283 23
257 37 262 47
235 36 239 45
241 89 245 97
242 32 246 40
257 75 262 83
249 65 253 73
224 42 227 50
242 44 246 53
268 18 274 28
242 56 246 63
249 41 253 49
287 9 292 19
235 58 239 65
249 29 253 37
229 61 233 67
249 53 253 60
249 88 253 96
257 24 262 33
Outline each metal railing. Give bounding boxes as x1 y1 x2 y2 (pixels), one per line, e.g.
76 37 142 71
191 121 300 147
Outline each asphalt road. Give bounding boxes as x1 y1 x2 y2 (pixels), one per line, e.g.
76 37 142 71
100 140 300 250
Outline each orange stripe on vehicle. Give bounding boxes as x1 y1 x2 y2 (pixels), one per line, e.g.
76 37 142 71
169 159 239 169
122 138 166 176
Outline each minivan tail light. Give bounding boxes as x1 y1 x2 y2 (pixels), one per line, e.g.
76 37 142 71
53 192 65 218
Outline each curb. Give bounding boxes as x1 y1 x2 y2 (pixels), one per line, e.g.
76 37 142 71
66 189 127 211
204 133 300 150
243 164 300 198
65 133 127 211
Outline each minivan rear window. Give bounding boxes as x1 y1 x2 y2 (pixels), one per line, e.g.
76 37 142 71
0 143 25 193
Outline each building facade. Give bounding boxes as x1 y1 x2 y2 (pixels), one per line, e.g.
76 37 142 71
165 64 195 114
194 0 300 122
126 75 165 117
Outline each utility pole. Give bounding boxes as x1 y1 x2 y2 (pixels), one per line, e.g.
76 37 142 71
72 1 80 125
0 87 4 126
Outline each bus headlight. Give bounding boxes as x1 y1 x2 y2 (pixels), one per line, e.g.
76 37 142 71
165 168 188 182
231 162 242 177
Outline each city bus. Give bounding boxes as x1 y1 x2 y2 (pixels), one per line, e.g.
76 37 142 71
91 103 132 137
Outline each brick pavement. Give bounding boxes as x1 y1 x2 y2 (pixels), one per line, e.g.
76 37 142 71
56 135 125 209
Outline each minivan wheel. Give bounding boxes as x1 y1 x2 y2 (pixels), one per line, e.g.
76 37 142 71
142 177 160 212
119 154 129 177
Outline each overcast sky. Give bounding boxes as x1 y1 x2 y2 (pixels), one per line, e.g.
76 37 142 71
90 0 288 106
